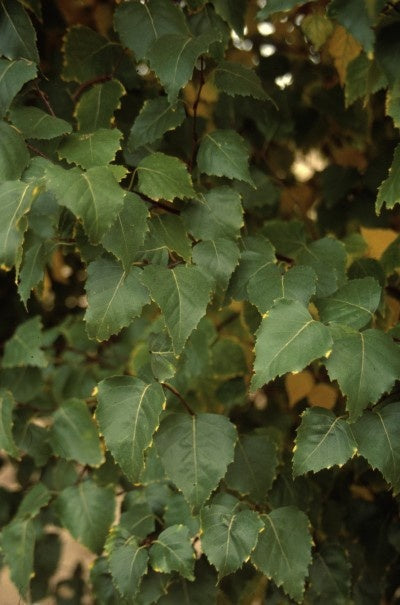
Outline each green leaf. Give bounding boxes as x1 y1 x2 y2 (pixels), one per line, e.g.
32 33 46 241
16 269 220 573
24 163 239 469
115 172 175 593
145 214 192 262
327 0 374 53
18 232 52 305
301 14 334 50
1 518 35 598
225 433 278 503
148 32 218 102
182 186 243 241
62 25 119 83
155 412 237 511
58 128 122 169
197 129 254 185
0 389 19 458
326 329 400 421
0 58 36 117
0 0 39 62
316 277 381 329
140 265 212 354
49 398 103 467
293 408 357 476
149 524 194 579
376 143 400 213
101 192 149 272
163 492 199 536
251 506 312 602
0 180 37 269
137 152 195 202
15 482 51 519
96 376 165 483
149 331 177 382
354 402 400 494
45 164 125 243
156 558 217 605
345 53 387 107
54 480 115 553
296 237 347 297
308 544 351 604
213 60 268 100
251 300 332 390
120 500 155 540
263 220 307 258
248 265 317 314
85 258 150 341
10 106 72 139
192 238 240 305
0 121 30 181
211 0 246 34
3 316 46 368
75 79 125 133
228 235 276 301
129 97 186 150
114 0 188 61
381 234 400 275
257 0 313 19
201 505 263 578
105 527 149 600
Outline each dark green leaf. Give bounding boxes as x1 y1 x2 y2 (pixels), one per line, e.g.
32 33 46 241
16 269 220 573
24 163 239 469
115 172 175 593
308 543 351 604
327 0 374 53
3 316 46 368
296 237 347 297
0 389 19 458
129 98 186 150
0 121 30 181
58 128 122 169
137 152 195 202
15 482 51 519
213 60 268 100
10 106 72 139
1 518 35 598
155 412 237 511
257 0 313 19
96 376 165 483
376 143 400 213
75 79 125 133
192 238 240 305
0 0 39 62
228 235 276 301
149 330 177 382
197 129 254 185
149 525 195 579
182 186 243 241
0 58 36 117
62 25 119 83
105 527 149 600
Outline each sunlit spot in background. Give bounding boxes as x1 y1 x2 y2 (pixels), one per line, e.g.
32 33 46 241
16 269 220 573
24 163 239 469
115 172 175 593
275 73 293 89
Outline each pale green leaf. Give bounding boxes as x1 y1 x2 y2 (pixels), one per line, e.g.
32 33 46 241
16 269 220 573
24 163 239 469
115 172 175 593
62 25 119 83
155 412 237 510
296 237 347 297
58 128 122 169
114 0 188 60
149 524 194 579
3 316 46 368
316 277 381 329
181 186 243 241
248 264 317 314
376 143 400 213
10 106 72 139
45 164 125 243
197 129 254 185
105 527 149 599
293 408 357 476
0 121 30 181
354 402 400 494
252 300 332 390
201 505 263 578
326 329 400 421
49 398 103 466
1 518 35 598
213 60 267 99
140 264 212 354
0 180 36 269
129 97 186 150
85 258 149 341
75 79 125 133
228 235 276 300
0 58 36 117
148 32 219 102
54 480 115 553
251 506 312 602
137 152 195 202
96 376 165 483
0 389 19 458
225 433 278 503
301 14 334 50
0 0 39 63
192 238 240 305
101 192 149 271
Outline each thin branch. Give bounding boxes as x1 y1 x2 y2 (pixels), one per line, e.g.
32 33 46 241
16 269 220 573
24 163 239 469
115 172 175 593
72 74 112 103
189 56 205 172
161 382 195 416
139 192 181 215
26 142 52 161
34 82 56 116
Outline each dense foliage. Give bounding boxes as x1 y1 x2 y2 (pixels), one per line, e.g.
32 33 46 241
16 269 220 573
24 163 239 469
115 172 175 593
0 0 400 602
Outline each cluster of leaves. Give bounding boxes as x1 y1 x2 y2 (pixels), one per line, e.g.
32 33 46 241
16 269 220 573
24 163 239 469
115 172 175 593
0 0 400 603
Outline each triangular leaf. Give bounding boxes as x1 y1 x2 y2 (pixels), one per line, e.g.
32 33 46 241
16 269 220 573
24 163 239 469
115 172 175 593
85 258 150 341
105 527 149 600
75 79 125 133
57 128 122 169
149 525 195 579
228 235 276 301
197 129 254 185
0 0 39 62
0 58 37 117
376 143 400 213
192 238 240 305
137 152 195 202
96 376 165 483
293 407 357 476
251 506 312 602
129 97 186 150
155 412 237 511
201 505 263 578
10 106 72 139
252 300 332 390
0 180 36 269
354 402 400 494
296 237 347 297
3 316 46 368
308 544 351 603
1 518 35 598
62 25 120 83
182 186 243 241
15 482 51 520
325 329 400 421
213 60 268 99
